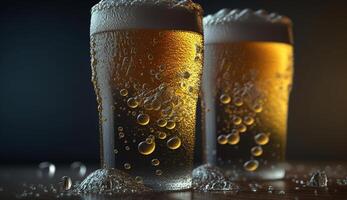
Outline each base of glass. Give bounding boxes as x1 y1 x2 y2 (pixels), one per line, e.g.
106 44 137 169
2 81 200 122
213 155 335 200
224 164 286 181
144 175 192 191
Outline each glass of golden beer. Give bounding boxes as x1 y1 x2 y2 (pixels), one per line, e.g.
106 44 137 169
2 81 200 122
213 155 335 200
202 9 293 180
90 0 203 191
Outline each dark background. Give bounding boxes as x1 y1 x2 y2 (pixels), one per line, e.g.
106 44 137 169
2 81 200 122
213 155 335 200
1 0 347 164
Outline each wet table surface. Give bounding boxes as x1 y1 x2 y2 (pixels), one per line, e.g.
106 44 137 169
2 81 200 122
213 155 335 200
0 162 347 200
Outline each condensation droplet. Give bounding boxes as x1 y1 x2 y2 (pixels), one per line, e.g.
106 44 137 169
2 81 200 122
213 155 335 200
138 141 155 155
217 135 228 145
120 89 128 96
137 114 150 126
151 159 160 166
251 146 263 157
127 98 139 108
243 116 255 125
167 136 181 150
157 119 167 127
155 170 163 176
227 133 240 145
165 120 176 130
220 94 231 104
255 133 269 145
124 163 131 170
244 160 259 172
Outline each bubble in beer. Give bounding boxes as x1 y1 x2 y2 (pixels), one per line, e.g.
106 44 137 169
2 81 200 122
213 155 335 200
118 126 124 132
167 136 181 150
183 71 191 79
114 149 118 154
243 116 255 125
156 170 163 176
251 146 263 157
125 146 130 151
226 132 240 145
151 159 160 166
234 97 243 107
220 94 231 104
135 176 143 184
119 132 125 138
232 116 242 125
217 135 228 145
144 101 154 110
158 131 167 139
124 163 131 170
255 133 269 145
120 89 128 96
61 176 72 190
127 98 139 108
166 120 176 130
147 54 154 60
157 119 168 127
237 124 247 133
243 160 259 172
146 137 154 144
137 114 150 126
138 141 155 155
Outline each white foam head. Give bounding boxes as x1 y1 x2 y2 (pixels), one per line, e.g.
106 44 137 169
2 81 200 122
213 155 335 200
90 0 203 35
204 9 293 44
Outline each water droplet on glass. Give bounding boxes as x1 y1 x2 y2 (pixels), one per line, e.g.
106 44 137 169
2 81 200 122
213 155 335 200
151 159 160 166
38 162 56 178
138 141 155 155
155 170 163 176
61 176 72 190
165 120 176 130
157 119 167 127
124 163 131 170
220 94 231 104
251 146 263 157
226 133 240 145
255 133 269 145
217 135 228 145
70 161 87 177
243 160 259 172
167 136 181 150
120 89 128 96
137 114 150 126
127 98 139 108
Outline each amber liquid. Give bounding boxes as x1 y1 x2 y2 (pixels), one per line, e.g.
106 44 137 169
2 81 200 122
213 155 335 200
91 30 203 190
202 42 293 180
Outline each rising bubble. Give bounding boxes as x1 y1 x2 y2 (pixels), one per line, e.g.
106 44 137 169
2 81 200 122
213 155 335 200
243 160 259 172
220 94 231 104
165 120 176 130
138 141 155 155
127 98 139 108
157 119 167 127
255 133 269 145
167 136 181 150
251 146 263 157
227 133 240 145
151 159 160 166
217 135 228 145
155 170 163 176
120 89 128 96
124 163 131 170
157 131 167 139
232 116 242 125
243 116 255 125
137 114 150 126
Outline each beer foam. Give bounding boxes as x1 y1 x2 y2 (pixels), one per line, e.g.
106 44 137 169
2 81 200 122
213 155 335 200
90 0 203 35
204 9 293 44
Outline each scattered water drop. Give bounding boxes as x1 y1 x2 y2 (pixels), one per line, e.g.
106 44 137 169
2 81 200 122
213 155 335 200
127 98 139 108
138 141 155 155
217 135 228 145
255 133 269 145
120 89 128 96
61 176 72 190
151 159 160 166
251 146 263 157
137 114 150 126
167 136 181 150
70 161 87 177
220 94 231 104
226 132 240 145
38 162 56 178
124 163 131 170
243 160 259 172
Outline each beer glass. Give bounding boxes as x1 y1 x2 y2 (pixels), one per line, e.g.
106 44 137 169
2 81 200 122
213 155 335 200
202 9 293 180
90 0 203 191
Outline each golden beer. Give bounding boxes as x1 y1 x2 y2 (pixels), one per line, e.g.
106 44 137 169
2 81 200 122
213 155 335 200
90 0 203 190
202 9 293 180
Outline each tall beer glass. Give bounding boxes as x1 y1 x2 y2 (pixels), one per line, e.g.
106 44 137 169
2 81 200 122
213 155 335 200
202 9 293 180
90 0 203 190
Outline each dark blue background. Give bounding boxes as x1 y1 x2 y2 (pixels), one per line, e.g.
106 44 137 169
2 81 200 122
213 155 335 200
1 0 347 164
